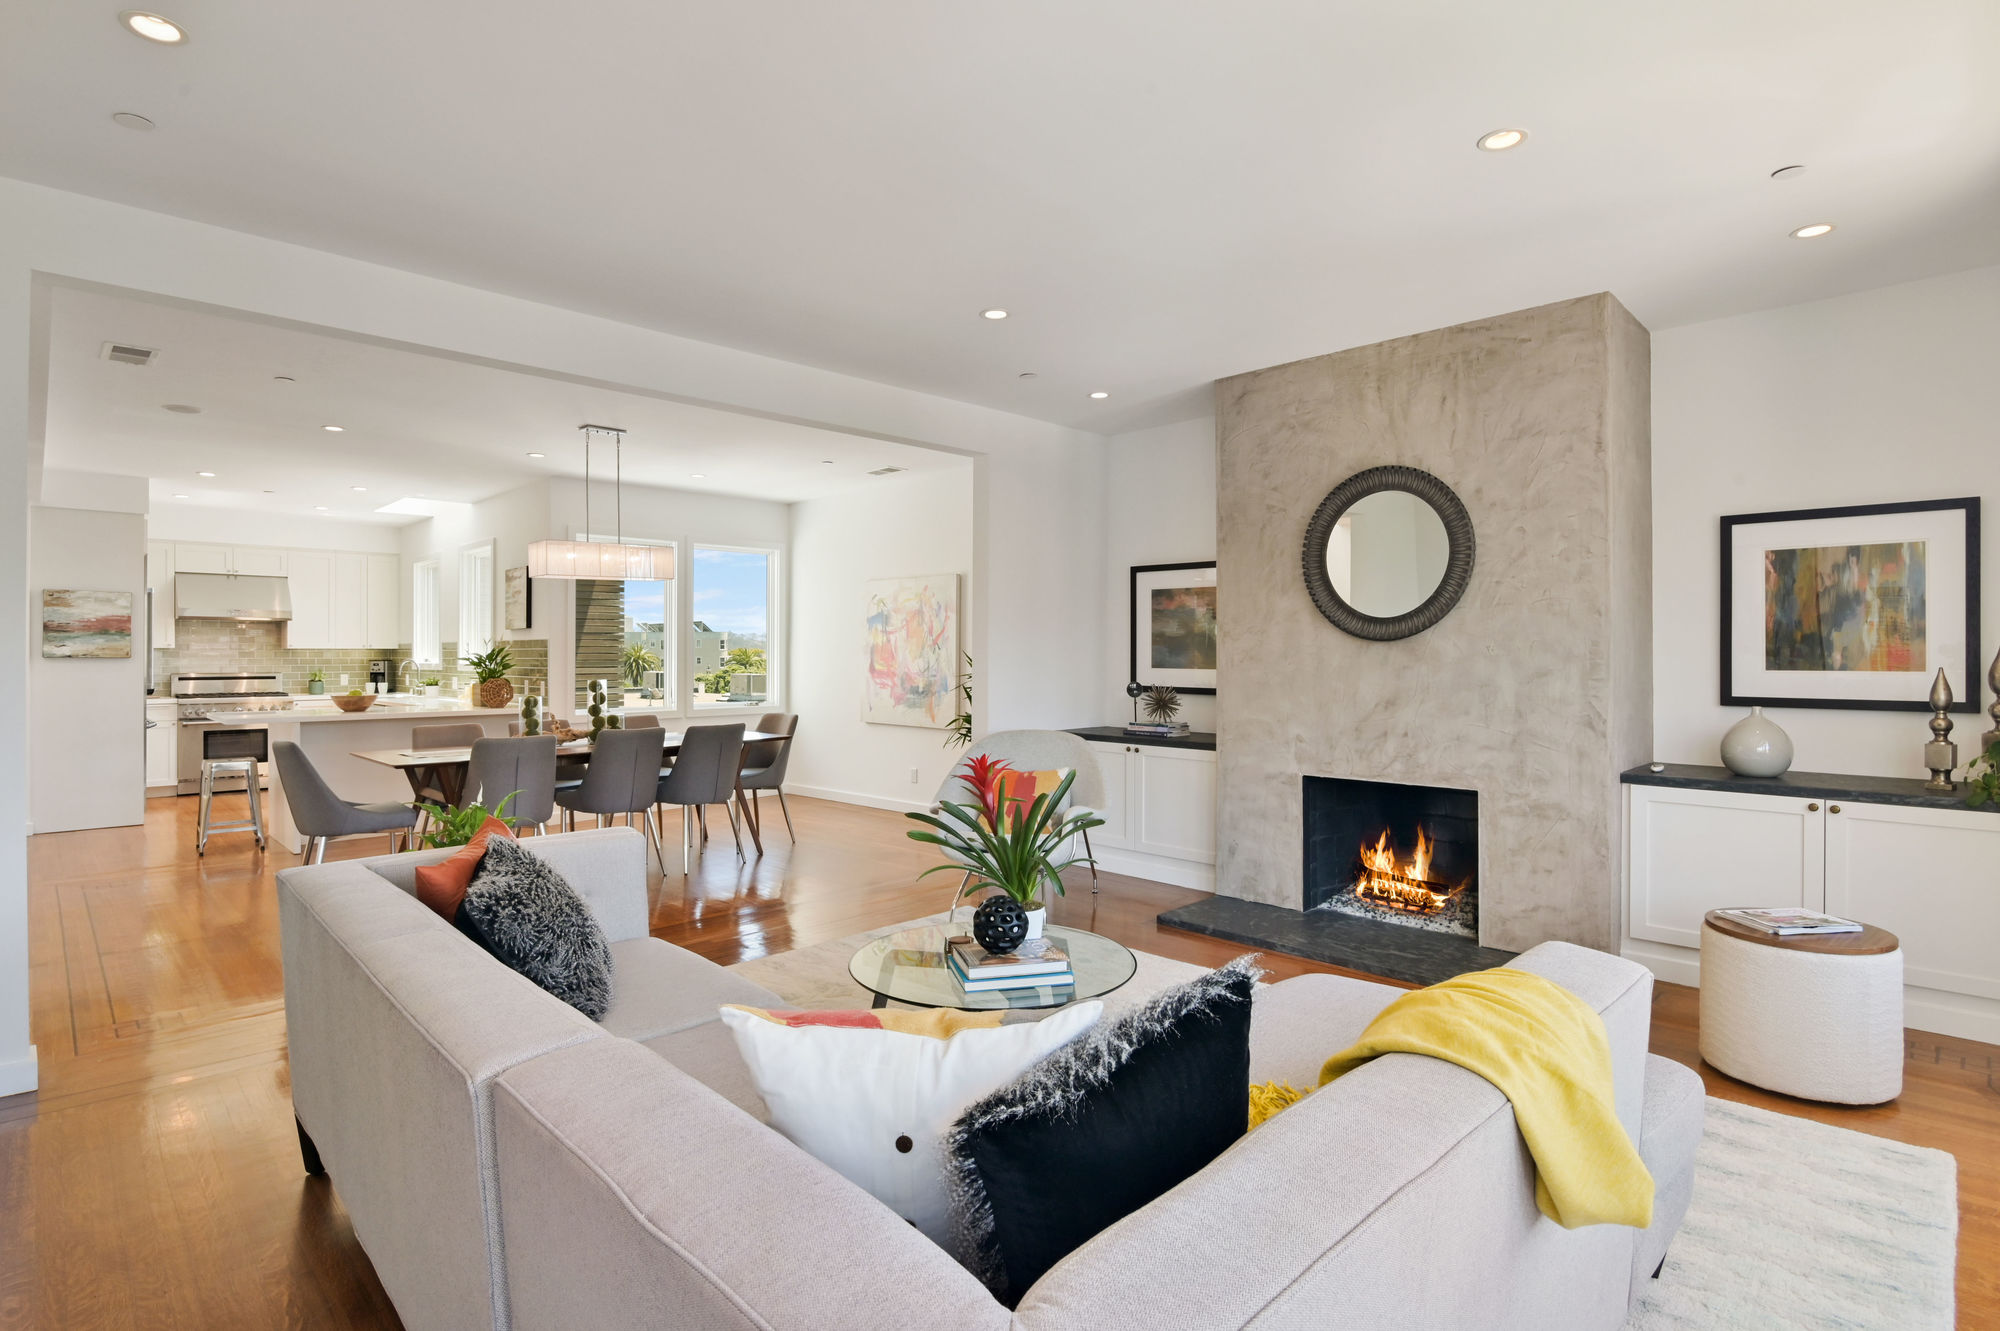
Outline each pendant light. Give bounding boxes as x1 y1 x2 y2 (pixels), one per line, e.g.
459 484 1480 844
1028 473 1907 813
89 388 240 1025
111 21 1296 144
525 425 673 580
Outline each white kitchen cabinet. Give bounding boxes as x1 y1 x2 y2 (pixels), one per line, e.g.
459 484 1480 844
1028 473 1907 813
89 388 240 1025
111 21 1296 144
1825 800 2000 1002
232 547 288 576
145 540 175 649
332 554 369 647
285 551 335 648
174 542 232 574
144 700 176 792
1627 784 1823 948
366 553 401 649
1083 740 1216 886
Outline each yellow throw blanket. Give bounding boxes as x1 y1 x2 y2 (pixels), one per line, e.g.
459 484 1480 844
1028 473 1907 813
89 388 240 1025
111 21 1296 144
1317 967 1653 1230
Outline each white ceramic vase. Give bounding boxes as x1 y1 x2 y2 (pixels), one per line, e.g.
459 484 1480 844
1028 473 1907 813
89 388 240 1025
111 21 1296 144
1022 906 1046 941
1720 706 1794 778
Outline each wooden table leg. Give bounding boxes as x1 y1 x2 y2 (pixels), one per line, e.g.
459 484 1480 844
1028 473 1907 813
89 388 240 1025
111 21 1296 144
735 778 764 856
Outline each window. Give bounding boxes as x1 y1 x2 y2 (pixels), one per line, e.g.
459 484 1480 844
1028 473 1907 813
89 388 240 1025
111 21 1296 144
412 559 440 666
459 542 494 659
571 537 674 711
690 545 776 711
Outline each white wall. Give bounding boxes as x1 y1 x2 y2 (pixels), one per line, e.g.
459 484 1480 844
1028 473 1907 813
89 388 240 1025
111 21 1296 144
1653 265 2000 778
787 466 976 810
147 505 404 553
28 505 148 834
1101 417 1219 732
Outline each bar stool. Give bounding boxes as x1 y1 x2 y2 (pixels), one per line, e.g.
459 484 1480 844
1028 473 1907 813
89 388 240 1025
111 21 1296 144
197 727 269 856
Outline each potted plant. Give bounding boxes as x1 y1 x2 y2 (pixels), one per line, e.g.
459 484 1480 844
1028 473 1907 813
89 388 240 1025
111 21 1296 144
463 643 517 708
421 676 443 698
904 755 1102 950
306 669 326 695
409 792 520 849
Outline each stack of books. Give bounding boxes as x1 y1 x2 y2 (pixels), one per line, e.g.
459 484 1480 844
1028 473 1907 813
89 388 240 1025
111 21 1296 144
1714 907 1863 936
945 936 1075 991
1123 720 1191 738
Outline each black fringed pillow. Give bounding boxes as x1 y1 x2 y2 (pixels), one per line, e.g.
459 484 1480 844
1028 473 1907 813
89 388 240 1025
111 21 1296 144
943 956 1259 1305
456 836 614 1019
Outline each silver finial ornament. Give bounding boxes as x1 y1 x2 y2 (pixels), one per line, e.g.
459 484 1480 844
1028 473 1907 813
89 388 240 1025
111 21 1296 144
1924 668 1957 792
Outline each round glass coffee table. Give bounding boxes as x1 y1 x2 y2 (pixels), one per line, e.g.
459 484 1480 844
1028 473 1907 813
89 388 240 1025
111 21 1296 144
848 922 1137 1011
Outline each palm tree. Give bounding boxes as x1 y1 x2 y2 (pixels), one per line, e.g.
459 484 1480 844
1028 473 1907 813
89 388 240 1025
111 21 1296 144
621 643 662 686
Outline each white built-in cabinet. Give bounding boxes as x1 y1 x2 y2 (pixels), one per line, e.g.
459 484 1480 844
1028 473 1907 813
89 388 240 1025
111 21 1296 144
1625 781 2000 1040
157 541 401 651
1085 740 1217 888
144 699 176 791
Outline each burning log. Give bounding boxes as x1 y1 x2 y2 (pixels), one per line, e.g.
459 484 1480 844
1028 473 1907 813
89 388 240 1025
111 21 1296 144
1352 827 1464 915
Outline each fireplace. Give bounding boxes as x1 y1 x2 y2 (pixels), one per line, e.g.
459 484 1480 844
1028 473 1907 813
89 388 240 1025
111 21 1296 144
1303 776 1478 939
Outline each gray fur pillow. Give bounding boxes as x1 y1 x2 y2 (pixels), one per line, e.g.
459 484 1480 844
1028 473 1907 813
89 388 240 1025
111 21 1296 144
458 836 614 1019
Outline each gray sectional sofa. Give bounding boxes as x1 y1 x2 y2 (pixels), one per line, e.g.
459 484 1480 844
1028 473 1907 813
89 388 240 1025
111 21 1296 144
277 828 1703 1331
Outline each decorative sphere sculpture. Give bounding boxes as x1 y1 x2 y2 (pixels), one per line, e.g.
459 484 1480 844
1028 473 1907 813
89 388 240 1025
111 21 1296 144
971 896 1030 955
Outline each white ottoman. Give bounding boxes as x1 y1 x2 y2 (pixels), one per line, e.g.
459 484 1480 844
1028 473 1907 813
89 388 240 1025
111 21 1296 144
1698 911 1903 1105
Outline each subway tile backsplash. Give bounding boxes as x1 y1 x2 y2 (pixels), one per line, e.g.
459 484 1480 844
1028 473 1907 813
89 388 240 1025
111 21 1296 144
155 619 550 697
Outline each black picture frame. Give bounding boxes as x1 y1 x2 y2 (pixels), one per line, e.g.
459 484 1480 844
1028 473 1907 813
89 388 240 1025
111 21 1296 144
1720 496 1981 713
1130 561 1217 695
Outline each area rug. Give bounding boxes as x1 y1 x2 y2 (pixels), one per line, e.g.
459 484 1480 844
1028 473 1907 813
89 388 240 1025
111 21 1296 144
730 926 1959 1330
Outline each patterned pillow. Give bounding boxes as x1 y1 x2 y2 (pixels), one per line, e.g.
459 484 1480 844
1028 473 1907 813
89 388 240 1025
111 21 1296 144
944 956 1260 1305
458 836 614 1019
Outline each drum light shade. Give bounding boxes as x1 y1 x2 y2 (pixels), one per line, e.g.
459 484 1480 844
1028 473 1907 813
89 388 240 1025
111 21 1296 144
524 539 670 581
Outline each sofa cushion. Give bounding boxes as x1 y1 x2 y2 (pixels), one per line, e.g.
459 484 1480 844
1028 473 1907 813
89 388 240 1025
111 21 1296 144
1249 970 1408 1088
642 1017 773 1123
462 836 615 1019
1632 1054 1705 1292
600 936 787 1043
413 816 514 919
944 957 1257 1306
718 1002 1102 1246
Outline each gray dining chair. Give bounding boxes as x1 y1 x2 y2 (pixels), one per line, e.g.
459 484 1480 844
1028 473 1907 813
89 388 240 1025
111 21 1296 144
738 712 798 842
272 741 418 865
622 714 662 729
654 723 746 873
409 721 489 815
554 726 670 859
463 735 559 834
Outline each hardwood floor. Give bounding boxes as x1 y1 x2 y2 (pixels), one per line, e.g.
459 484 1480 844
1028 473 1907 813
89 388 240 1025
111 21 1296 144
3 791 1994 1327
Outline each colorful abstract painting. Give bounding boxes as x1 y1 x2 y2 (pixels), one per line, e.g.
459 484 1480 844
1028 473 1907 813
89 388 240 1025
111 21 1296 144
41 588 134 659
1764 542 1925 672
863 574 960 727
1150 585 1217 670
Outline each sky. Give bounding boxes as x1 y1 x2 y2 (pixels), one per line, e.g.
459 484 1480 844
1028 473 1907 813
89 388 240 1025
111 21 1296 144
620 548 769 636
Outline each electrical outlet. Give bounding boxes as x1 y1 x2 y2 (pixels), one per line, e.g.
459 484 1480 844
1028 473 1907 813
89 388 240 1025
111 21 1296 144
339 674 349 686
909 767 921 784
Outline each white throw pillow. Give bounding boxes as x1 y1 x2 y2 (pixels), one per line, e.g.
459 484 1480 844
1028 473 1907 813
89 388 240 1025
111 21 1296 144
718 1002 1102 1244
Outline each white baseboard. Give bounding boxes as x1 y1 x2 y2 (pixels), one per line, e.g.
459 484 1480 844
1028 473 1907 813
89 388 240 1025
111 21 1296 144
1088 846 1215 892
0 1047 39 1098
786 783 932 816
1622 937 2000 1044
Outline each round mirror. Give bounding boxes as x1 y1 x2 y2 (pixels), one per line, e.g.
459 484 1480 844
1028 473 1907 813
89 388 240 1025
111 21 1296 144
1303 466 1474 640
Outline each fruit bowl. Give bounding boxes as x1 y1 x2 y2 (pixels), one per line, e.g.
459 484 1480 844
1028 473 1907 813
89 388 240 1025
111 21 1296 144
331 694 378 713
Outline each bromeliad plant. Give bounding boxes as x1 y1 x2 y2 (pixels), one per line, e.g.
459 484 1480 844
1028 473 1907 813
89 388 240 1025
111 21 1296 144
904 755 1102 910
412 791 520 850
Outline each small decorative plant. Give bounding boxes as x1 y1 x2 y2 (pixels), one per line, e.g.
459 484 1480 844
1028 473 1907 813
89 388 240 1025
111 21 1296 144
1967 741 2000 809
905 755 1101 912
306 668 326 695
463 643 517 707
412 792 520 850
422 676 442 688
945 652 975 751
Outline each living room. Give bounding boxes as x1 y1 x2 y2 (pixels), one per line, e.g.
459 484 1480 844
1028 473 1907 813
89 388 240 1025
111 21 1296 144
3 5 1995 1329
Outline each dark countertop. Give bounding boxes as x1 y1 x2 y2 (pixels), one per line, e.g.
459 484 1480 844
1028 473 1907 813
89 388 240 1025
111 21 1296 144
1068 726 1218 752
1621 763 1996 814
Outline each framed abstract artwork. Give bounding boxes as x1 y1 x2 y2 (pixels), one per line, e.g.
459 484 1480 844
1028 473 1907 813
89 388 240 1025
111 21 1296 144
863 573 961 727
1720 497 1980 712
41 589 134 658
503 566 532 631
1131 561 1217 695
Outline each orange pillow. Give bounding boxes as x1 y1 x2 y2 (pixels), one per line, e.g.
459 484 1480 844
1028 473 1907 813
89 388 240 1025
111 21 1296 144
413 817 515 920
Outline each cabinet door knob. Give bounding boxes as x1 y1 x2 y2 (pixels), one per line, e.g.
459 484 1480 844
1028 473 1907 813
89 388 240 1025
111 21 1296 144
1806 802 1820 812
1829 804 1841 814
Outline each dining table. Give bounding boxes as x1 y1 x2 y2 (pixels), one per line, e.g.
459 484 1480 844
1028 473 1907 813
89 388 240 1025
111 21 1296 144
351 729 791 855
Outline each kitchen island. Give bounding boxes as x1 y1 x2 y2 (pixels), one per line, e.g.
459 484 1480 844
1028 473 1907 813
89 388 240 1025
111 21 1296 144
199 702 520 855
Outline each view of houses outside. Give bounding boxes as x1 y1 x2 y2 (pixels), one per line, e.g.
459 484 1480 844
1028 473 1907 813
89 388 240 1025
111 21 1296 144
570 547 773 710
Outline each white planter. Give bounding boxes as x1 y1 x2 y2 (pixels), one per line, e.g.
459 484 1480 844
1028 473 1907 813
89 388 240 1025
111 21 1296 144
1023 906 1046 940
423 685 440 697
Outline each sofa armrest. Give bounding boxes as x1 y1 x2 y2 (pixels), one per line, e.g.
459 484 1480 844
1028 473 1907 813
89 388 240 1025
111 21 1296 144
1503 940 1654 1142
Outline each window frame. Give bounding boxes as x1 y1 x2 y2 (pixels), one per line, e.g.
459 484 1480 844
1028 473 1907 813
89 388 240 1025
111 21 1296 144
411 558 441 667
687 541 781 715
458 541 495 661
569 535 678 716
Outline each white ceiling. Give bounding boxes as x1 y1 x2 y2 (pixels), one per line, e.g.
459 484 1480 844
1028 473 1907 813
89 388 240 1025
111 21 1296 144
41 285 964 520
6 2 1998 431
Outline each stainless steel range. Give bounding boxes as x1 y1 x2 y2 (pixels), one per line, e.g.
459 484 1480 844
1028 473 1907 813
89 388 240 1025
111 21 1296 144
171 673 294 795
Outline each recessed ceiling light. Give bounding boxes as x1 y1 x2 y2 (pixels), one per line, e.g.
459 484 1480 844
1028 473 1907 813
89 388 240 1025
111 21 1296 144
1476 128 1527 152
981 309 1009 320
162 403 201 413
273 374 295 383
690 473 706 479
110 111 154 131
314 506 329 512
1770 165 1806 181
821 459 835 465
196 470 215 477
262 489 276 494
1018 372 1038 379
119 11 186 43
526 451 544 458
1790 223 1835 239
351 486 367 492
171 493 188 500
322 424 344 432
1089 391 1110 400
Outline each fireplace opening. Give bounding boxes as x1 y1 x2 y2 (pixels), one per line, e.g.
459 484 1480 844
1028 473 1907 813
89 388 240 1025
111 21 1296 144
1303 776 1478 938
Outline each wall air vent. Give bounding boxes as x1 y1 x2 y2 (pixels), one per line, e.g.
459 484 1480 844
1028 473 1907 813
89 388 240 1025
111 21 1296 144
102 342 158 366
867 466 908 476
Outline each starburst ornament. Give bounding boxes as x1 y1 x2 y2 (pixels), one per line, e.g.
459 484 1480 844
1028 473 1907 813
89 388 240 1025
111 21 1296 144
1141 685 1182 724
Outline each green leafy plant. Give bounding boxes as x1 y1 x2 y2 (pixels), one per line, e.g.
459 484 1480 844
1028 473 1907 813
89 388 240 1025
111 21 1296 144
1968 741 2000 809
421 676 443 688
621 643 661 686
412 791 520 849
462 642 515 683
307 669 325 683
945 652 974 751
904 755 1101 909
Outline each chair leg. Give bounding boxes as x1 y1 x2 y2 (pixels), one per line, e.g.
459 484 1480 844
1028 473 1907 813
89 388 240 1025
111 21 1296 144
643 808 666 873
776 789 796 842
1082 827 1099 893
696 805 709 844
682 804 692 874
248 779 266 850
725 802 745 861
196 771 213 856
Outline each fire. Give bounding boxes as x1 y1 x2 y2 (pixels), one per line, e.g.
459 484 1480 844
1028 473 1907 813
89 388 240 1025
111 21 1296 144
1354 826 1461 915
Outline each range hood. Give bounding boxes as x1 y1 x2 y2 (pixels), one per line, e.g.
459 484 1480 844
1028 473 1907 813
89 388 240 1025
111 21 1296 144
175 572 293 622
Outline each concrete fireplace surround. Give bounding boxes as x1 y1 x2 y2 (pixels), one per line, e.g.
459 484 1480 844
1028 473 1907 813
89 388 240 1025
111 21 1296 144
1212 293 1652 953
